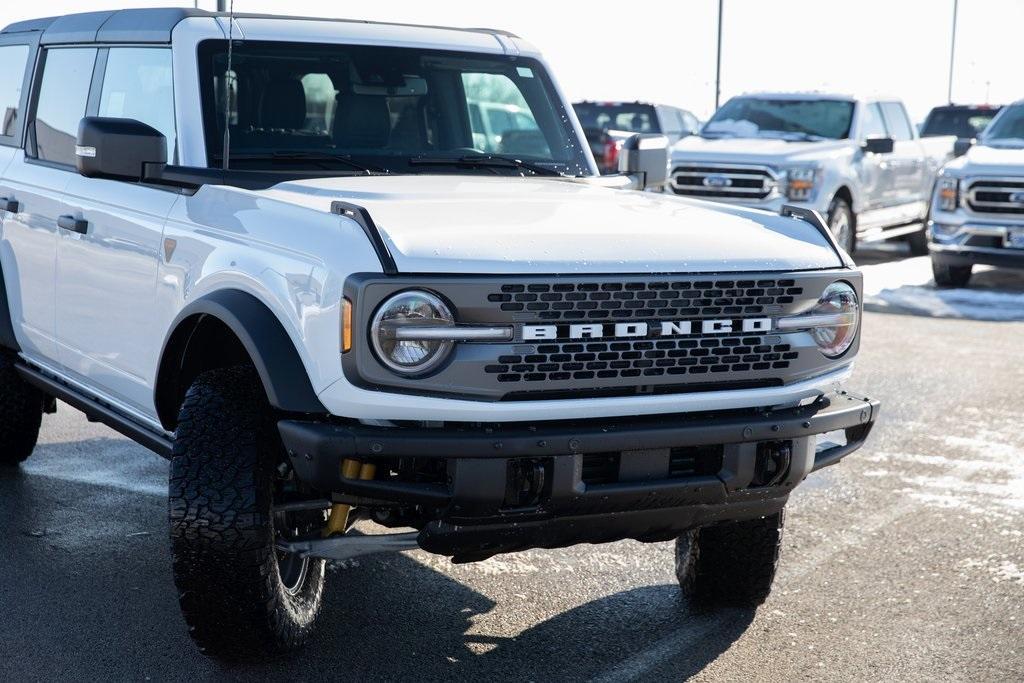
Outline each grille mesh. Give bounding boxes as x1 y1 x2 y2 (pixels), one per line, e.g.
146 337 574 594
487 279 803 320
486 336 796 383
669 165 776 199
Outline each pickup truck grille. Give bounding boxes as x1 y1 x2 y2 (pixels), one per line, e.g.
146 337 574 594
965 178 1024 214
347 271 857 401
669 164 777 200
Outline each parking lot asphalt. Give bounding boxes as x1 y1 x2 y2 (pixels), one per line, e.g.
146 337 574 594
1 246 1022 682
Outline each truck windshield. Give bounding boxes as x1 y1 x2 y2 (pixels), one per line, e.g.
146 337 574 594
921 106 1000 138
197 40 592 176
703 97 854 141
979 104 1024 148
572 103 660 134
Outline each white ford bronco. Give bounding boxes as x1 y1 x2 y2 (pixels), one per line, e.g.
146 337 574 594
0 9 878 658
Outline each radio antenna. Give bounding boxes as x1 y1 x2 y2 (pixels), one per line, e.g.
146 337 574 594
220 0 235 170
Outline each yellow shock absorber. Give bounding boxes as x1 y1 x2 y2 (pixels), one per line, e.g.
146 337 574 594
323 460 380 537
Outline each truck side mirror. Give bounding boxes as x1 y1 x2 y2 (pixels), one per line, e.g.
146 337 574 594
952 138 974 158
618 134 669 190
862 136 894 155
75 116 167 181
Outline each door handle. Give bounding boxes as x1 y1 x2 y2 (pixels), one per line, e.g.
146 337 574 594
57 214 88 234
0 197 18 213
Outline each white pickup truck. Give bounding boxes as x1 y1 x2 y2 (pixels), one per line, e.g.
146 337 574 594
0 9 878 659
670 93 955 255
928 100 1024 286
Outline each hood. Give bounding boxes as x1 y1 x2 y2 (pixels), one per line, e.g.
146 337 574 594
949 144 1024 176
671 135 853 165
261 175 842 274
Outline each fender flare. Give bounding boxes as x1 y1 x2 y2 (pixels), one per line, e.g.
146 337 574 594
154 289 326 429
0 261 19 352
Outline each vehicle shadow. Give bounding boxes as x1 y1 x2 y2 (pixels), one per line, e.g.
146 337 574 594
1 437 755 682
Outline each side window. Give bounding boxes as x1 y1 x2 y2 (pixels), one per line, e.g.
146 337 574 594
880 102 914 141
99 48 176 161
860 103 888 139
34 47 97 166
0 44 30 140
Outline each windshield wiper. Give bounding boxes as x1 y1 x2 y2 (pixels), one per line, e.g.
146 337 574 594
408 154 562 177
220 151 389 175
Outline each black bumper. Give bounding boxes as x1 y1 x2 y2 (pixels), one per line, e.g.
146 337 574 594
930 244 1024 270
280 392 878 560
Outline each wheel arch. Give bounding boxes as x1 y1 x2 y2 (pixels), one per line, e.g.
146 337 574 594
0 260 19 352
154 289 327 431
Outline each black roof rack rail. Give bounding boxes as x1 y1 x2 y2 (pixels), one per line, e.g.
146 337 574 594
330 202 398 275
780 204 853 266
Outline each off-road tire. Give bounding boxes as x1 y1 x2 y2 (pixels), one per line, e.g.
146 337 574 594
906 226 930 256
169 366 326 659
675 510 785 607
931 258 972 288
0 352 43 466
827 196 856 255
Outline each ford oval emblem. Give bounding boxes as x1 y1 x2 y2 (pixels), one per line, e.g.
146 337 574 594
703 174 732 188
1010 191 1024 204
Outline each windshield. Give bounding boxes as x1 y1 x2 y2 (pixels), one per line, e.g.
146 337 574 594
921 107 1000 138
703 97 854 140
979 104 1024 148
198 40 592 176
572 103 660 134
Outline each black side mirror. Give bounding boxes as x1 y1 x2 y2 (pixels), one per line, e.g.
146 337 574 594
75 116 166 181
618 133 669 190
953 138 974 158
863 136 894 155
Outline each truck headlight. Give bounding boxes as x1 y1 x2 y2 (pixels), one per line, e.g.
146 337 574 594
807 281 859 358
935 176 960 212
784 166 819 202
371 291 454 375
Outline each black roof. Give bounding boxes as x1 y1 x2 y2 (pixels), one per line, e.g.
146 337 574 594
0 8 518 45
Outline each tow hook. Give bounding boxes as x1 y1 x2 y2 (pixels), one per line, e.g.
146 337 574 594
752 441 793 488
323 459 377 537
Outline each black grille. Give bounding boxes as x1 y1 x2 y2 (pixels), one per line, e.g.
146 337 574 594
487 279 803 320
486 336 796 384
670 165 776 200
581 454 619 485
580 446 723 486
967 179 1024 214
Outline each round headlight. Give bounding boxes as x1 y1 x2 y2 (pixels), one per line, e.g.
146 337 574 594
371 291 454 375
810 281 859 358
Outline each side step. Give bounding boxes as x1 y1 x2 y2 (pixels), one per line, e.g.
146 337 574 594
16 364 174 459
277 532 420 561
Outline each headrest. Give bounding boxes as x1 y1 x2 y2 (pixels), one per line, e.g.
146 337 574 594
260 79 307 130
333 95 391 149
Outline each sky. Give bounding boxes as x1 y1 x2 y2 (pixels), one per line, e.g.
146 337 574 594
5 0 1021 122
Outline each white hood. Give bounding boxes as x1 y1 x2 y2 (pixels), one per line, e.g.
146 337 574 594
948 144 1024 176
262 175 842 274
672 135 853 165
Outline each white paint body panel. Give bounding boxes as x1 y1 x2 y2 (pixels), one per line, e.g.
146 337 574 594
0 17 860 427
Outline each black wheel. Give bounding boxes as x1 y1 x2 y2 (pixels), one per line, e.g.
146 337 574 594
906 226 930 256
169 366 326 659
675 510 784 607
0 352 43 467
932 258 973 288
827 196 856 255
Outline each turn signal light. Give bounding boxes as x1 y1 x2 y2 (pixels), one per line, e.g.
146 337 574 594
342 298 353 353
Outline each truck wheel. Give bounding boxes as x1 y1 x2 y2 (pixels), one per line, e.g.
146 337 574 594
169 366 326 659
827 197 856 255
675 511 784 607
0 352 43 467
906 226 930 256
932 259 972 288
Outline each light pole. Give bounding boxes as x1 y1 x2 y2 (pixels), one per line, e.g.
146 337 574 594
947 0 958 104
714 0 723 113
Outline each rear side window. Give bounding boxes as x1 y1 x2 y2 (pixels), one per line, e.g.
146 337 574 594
34 48 97 166
99 48 176 161
880 102 913 141
0 44 30 140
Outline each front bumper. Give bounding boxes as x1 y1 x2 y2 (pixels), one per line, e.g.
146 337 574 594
928 217 1024 270
280 391 879 560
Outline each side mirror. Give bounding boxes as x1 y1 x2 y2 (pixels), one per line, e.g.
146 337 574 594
953 138 974 158
75 116 166 181
618 133 669 190
862 136 894 155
